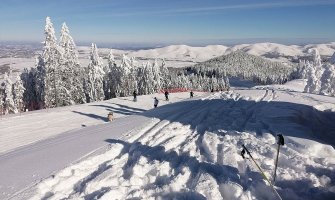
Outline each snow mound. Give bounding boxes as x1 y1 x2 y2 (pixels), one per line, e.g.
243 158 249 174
314 103 335 112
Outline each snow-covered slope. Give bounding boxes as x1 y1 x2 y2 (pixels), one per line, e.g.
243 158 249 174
129 45 228 61
4 80 334 200
226 43 303 58
0 92 201 155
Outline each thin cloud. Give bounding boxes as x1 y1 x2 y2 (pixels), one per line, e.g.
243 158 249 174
91 0 335 17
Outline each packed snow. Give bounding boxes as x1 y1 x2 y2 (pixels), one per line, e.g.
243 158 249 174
2 80 335 200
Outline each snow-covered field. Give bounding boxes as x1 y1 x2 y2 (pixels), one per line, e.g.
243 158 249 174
1 80 335 200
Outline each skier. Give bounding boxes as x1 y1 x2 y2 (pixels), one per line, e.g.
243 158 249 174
154 97 159 108
133 90 137 102
190 90 194 98
164 90 169 101
211 88 214 93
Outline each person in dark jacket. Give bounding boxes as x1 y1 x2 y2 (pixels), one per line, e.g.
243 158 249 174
154 97 159 108
190 90 194 98
164 91 169 101
133 90 137 101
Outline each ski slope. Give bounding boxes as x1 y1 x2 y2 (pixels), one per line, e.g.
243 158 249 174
2 81 334 200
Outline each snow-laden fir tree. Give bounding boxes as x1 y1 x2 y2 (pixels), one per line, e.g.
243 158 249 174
35 17 63 108
118 54 133 96
303 48 323 94
152 59 161 92
320 63 335 95
160 59 171 89
12 74 25 112
0 80 4 115
59 22 86 105
144 61 155 94
84 43 105 102
304 66 319 93
298 60 310 79
330 52 335 64
102 50 113 99
311 49 323 89
107 49 121 98
21 67 38 111
3 73 17 114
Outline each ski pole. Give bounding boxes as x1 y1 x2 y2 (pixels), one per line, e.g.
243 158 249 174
273 134 284 184
241 144 282 200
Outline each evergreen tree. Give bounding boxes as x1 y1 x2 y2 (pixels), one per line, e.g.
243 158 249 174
118 54 133 96
152 59 161 92
35 17 63 108
330 52 335 64
12 74 25 112
160 59 171 89
0 80 4 115
84 43 105 102
3 73 17 114
320 63 335 95
107 49 120 98
304 66 318 93
59 22 86 105
21 67 38 111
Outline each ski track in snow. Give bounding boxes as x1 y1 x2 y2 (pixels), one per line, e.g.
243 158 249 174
14 89 335 200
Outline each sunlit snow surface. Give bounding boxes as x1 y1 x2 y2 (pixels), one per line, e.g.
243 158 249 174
2 81 335 200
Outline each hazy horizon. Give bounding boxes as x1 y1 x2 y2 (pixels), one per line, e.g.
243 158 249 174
1 38 334 50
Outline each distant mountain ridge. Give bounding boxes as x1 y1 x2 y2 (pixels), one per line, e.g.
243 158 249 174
85 42 335 64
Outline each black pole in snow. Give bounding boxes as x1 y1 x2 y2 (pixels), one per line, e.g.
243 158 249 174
273 134 284 184
241 144 283 200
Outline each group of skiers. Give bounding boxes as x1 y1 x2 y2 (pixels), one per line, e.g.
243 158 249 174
132 90 195 108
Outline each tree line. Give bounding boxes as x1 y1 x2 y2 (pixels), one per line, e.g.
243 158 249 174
0 17 230 115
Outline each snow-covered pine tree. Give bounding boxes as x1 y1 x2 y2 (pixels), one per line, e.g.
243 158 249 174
330 52 335 64
107 49 121 98
3 73 17 114
298 60 309 79
136 63 146 95
35 17 63 108
152 59 161 92
21 67 38 111
0 80 4 115
59 22 86 105
102 50 113 99
144 61 155 94
12 74 25 112
160 59 171 89
84 43 105 102
127 57 138 95
320 63 335 95
304 65 318 93
118 54 132 96
223 70 230 89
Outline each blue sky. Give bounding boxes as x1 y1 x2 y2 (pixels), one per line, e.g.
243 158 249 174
0 0 335 46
